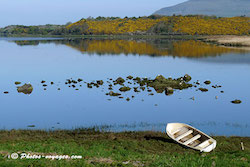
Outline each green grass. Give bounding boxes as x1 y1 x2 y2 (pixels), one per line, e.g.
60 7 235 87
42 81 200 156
0 130 249 166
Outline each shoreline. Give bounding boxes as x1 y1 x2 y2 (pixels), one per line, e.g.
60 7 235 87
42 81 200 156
204 35 250 50
0 34 201 40
0 129 249 137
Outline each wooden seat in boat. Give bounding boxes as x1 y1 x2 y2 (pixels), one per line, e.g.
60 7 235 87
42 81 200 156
195 140 211 149
176 130 193 141
183 134 201 145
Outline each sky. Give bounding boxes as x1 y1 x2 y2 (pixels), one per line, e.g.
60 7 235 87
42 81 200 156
0 0 187 27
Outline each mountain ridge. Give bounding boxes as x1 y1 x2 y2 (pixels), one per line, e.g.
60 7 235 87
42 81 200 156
154 0 250 17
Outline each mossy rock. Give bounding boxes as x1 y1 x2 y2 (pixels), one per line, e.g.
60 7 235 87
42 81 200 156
17 84 33 94
183 74 192 82
154 75 166 82
165 87 174 95
149 78 192 93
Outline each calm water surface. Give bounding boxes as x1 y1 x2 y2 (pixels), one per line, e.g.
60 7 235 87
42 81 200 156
0 38 249 136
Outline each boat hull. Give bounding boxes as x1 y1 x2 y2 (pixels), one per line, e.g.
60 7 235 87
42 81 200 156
166 123 216 152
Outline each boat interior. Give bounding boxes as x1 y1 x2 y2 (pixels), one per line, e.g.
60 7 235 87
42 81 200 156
169 125 214 150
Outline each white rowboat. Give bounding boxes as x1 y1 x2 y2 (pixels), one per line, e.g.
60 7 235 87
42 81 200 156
166 123 216 152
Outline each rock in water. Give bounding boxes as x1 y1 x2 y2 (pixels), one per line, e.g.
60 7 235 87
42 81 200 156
114 77 125 85
165 87 174 95
183 74 192 82
231 100 242 104
199 88 208 92
119 86 131 92
17 84 33 94
204 80 211 85
15 81 21 85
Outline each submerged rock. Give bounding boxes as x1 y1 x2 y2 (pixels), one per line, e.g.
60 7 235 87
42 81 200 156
114 77 125 85
199 88 208 92
87 83 93 88
204 80 211 85
231 100 242 104
140 87 145 91
17 84 33 94
97 80 104 85
78 78 83 82
133 87 140 93
108 91 121 97
127 76 133 80
15 81 21 85
119 86 131 92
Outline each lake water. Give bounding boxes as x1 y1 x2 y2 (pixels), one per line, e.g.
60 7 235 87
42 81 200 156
0 37 250 136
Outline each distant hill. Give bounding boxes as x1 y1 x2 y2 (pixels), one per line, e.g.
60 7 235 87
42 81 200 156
154 0 250 17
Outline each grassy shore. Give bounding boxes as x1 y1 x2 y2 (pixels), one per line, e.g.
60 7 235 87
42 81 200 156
0 130 249 167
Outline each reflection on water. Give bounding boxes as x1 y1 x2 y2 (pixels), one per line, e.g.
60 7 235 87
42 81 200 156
0 37 250 136
13 38 247 57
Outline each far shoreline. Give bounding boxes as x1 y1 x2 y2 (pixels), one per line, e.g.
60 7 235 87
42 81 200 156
1 34 250 51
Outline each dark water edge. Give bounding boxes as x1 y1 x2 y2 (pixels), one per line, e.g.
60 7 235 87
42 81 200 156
0 34 200 40
1 122 249 137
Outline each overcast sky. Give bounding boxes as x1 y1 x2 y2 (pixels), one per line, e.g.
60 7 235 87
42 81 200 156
0 0 187 27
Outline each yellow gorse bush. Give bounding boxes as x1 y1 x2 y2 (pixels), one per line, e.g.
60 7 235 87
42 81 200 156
67 16 250 35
